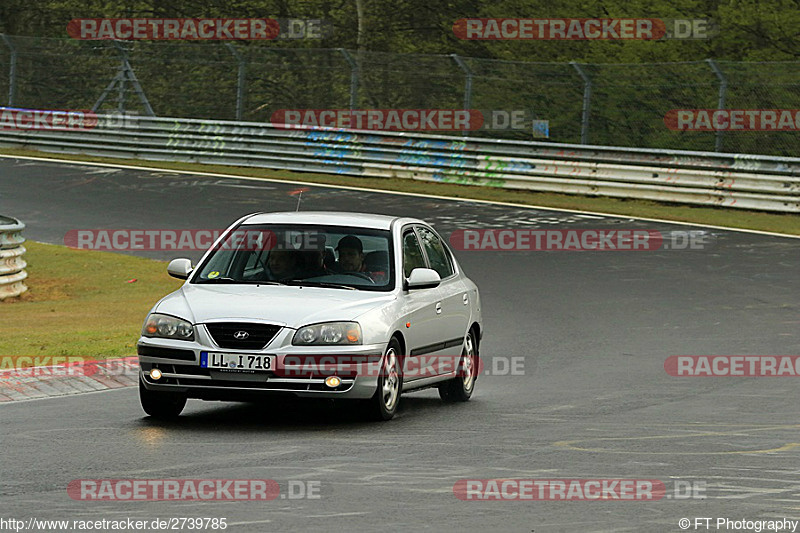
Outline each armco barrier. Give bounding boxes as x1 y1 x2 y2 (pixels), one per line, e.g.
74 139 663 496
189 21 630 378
0 216 27 299
0 113 798 212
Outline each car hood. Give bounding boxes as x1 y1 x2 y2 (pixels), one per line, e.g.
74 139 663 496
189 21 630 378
155 283 395 328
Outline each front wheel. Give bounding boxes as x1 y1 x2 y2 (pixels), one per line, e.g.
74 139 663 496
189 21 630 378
439 329 478 402
363 338 403 421
139 378 187 419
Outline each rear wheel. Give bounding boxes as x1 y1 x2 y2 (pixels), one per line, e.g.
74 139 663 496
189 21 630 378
139 378 187 419
439 329 478 402
364 338 403 421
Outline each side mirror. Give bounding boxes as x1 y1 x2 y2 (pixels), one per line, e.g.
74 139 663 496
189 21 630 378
406 268 441 290
167 258 193 280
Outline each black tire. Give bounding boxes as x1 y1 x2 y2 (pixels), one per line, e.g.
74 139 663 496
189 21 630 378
439 329 478 403
363 338 403 421
139 378 187 419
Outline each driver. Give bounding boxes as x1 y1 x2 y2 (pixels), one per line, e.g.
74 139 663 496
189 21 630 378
336 235 366 273
336 235 386 283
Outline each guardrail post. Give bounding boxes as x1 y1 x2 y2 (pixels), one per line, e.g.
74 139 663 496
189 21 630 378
0 216 28 300
226 43 246 121
338 49 359 110
1 34 18 106
570 62 592 145
706 58 728 152
450 54 473 137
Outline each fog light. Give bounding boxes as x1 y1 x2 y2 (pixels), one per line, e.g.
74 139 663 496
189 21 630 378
325 376 341 388
150 368 162 380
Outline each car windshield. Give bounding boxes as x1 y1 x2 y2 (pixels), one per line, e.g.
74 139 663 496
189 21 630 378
192 224 394 291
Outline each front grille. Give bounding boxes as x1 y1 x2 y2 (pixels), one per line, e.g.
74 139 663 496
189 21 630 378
205 322 281 350
137 344 196 361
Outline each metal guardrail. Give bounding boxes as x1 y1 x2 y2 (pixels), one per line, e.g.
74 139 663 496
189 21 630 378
0 216 27 300
0 114 799 212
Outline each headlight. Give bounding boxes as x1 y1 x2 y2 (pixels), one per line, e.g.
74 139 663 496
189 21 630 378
142 313 195 341
292 322 361 345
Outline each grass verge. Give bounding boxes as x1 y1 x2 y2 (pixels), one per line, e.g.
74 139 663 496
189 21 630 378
1 147 799 236
0 241 181 358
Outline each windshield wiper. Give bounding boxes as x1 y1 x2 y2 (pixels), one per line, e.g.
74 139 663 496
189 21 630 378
197 277 286 285
197 277 238 283
279 279 357 290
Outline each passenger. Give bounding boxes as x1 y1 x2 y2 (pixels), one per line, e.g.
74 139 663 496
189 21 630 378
298 233 330 278
266 246 300 280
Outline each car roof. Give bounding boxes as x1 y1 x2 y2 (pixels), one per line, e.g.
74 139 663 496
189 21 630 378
241 211 424 230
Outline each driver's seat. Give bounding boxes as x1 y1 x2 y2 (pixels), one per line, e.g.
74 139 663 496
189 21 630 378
364 251 389 281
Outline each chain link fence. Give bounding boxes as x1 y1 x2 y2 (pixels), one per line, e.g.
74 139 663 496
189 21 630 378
1 34 800 156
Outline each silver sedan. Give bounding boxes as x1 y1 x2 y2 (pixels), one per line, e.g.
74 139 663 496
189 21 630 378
137 211 483 421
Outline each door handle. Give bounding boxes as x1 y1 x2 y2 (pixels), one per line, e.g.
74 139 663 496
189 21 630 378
435 302 442 314
463 293 469 305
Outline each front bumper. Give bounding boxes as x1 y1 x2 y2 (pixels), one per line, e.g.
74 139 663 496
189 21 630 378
138 334 386 400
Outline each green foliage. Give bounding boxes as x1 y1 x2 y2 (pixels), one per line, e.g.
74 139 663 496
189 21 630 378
2 0 798 61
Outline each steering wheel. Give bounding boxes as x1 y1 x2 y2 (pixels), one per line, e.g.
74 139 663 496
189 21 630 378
339 271 376 283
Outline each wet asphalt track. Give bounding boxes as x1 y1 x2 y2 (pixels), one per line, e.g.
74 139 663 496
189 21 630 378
1 156 800 532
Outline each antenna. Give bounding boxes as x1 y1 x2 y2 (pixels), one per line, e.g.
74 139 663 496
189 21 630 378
289 187 310 212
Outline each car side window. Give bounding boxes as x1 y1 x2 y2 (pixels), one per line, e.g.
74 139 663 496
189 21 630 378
402 230 426 278
417 227 454 279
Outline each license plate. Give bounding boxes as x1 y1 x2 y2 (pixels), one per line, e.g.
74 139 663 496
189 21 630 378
200 352 275 371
